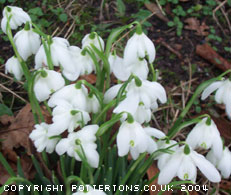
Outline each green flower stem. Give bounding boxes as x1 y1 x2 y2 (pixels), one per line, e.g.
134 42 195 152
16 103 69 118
90 44 111 91
168 70 231 138
149 63 156 81
115 153 146 195
85 48 102 90
66 176 85 195
41 37 54 70
70 157 76 175
0 152 15 176
0 177 39 195
60 155 67 184
44 100 52 115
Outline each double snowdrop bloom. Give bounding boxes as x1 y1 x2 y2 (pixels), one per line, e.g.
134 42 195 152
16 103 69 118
117 119 164 160
186 117 223 159
82 32 105 51
158 145 221 184
33 68 65 102
1 6 31 34
29 123 59 153
201 79 231 119
56 125 99 168
124 28 155 65
69 46 95 76
5 56 23 80
104 79 167 122
48 101 90 136
14 24 41 61
72 185 106 195
35 37 77 81
48 83 100 113
207 147 231 179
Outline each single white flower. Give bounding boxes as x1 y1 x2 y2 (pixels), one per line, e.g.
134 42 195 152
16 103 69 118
14 27 41 61
69 46 95 76
113 80 167 117
108 52 123 74
86 94 100 114
133 104 152 124
1 6 31 34
207 147 231 179
72 185 106 195
124 31 155 64
35 37 77 81
29 123 59 153
5 56 23 80
117 120 149 160
158 145 221 184
48 84 95 112
201 79 231 119
48 101 90 136
33 69 65 102
56 125 99 168
82 32 104 51
186 117 223 159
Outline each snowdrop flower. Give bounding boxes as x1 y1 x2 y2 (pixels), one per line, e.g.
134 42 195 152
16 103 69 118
124 26 155 65
14 24 41 61
56 125 99 168
48 84 94 112
48 101 90 136
1 6 31 34
207 147 231 179
35 37 77 81
5 56 23 80
82 32 104 51
69 46 95 76
133 104 152 124
186 117 223 159
114 79 167 116
158 145 221 184
33 68 65 102
201 79 231 119
29 123 59 153
108 52 123 74
72 185 106 195
117 119 149 160
86 94 100 113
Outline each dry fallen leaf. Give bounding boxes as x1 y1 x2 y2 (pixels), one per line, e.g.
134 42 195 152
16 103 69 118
196 43 231 71
0 115 14 126
79 74 97 84
184 18 209 36
145 2 169 22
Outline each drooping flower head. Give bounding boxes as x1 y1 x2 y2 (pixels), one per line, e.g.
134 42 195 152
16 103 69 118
14 22 41 61
29 123 59 153
201 79 231 119
33 68 65 102
5 56 23 80
186 117 223 159
56 125 99 168
158 145 221 184
82 32 105 52
1 6 31 34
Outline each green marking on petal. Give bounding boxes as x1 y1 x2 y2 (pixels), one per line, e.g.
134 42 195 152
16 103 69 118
130 140 135 147
200 142 207 149
184 173 189 180
70 110 79 115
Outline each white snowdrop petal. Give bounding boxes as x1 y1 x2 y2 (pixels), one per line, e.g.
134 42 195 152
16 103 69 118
55 139 69 155
201 81 223 100
191 151 221 183
104 84 122 104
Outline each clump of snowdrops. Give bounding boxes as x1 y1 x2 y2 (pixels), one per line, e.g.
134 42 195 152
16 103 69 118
0 5 231 195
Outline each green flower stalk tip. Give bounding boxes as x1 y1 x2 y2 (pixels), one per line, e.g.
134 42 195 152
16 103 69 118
184 144 190 155
205 116 211 126
136 23 143 35
75 82 82 89
6 6 11 12
40 70 48 78
24 21 30 31
89 32 96 39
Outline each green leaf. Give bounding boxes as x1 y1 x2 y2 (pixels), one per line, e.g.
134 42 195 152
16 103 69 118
29 8 43 16
0 104 13 116
59 13 68 22
116 0 126 16
167 21 175 27
0 0 6 3
228 0 231 6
